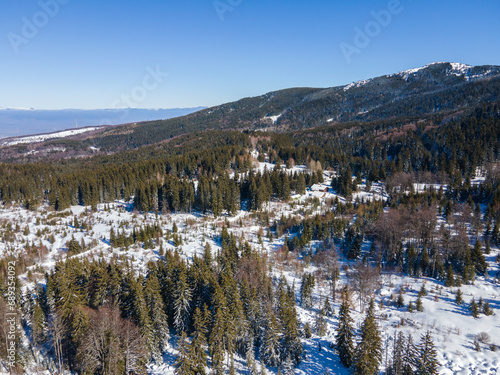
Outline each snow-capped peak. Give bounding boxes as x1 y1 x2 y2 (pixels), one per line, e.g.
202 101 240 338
343 79 372 91
396 62 476 81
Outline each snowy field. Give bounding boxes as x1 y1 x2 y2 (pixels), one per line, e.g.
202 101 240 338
0 168 498 375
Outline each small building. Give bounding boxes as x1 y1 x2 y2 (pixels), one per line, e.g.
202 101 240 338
310 184 328 193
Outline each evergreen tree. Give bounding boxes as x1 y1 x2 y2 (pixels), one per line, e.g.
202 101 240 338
418 284 428 298
396 290 405 308
277 278 302 365
416 331 438 375
352 299 382 375
455 289 464 305
260 307 281 367
314 308 327 337
470 298 480 318
144 271 170 355
444 264 455 287
471 240 487 274
416 296 423 312
209 305 227 375
482 301 493 316
173 268 192 334
300 273 315 309
190 307 208 375
388 331 405 375
336 287 355 368
323 297 333 317
402 335 418 375
175 331 194 375
407 301 414 313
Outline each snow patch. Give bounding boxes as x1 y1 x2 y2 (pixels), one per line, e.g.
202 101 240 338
343 79 372 91
1 126 102 146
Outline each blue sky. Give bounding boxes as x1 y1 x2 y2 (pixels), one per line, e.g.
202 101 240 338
1 0 499 110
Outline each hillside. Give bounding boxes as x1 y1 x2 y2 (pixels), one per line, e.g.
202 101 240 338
1 62 499 162
0 62 500 375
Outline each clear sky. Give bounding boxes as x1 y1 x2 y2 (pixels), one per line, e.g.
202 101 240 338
1 0 499 110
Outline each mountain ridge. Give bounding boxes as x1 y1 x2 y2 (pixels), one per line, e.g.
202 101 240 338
1 62 499 162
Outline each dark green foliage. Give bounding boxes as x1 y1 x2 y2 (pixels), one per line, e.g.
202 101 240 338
483 301 493 316
455 289 464 305
300 273 315 309
352 299 382 375
416 331 438 375
396 291 405 309
407 301 414 313
445 265 455 287
260 307 281 367
175 331 193 375
416 296 424 312
470 298 480 318
336 287 355 368
304 322 312 338
471 240 487 274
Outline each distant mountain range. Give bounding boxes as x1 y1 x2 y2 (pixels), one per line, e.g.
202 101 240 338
0 107 206 139
1 62 499 162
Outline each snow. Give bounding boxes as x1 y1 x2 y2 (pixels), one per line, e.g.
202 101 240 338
0 126 102 146
343 79 372 91
262 113 283 124
392 62 497 83
1 161 498 375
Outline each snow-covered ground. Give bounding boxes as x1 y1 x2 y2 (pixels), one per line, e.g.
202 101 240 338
0 126 102 146
0 163 498 375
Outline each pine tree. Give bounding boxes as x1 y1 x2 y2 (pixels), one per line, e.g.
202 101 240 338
277 278 302 365
323 297 333 317
246 337 259 375
260 307 281 367
396 290 405 308
300 273 315 309
336 287 355 368
470 298 480 318
128 275 157 360
416 296 423 312
418 284 428 298
209 295 228 375
416 331 438 375
304 322 312 338
388 331 405 375
175 331 194 375
407 301 414 313
190 307 208 375
455 289 464 305
471 240 487 274
173 268 192 334
282 355 294 375
483 301 493 316
402 335 418 375
352 299 382 375
144 271 170 354
314 308 327 336
444 264 455 287
32 300 48 346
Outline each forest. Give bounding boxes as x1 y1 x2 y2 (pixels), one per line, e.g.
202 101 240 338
0 100 499 374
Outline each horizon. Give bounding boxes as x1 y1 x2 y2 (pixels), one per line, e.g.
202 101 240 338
2 60 498 112
1 1 499 110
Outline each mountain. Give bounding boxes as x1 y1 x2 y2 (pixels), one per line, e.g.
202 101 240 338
1 62 499 161
0 107 206 139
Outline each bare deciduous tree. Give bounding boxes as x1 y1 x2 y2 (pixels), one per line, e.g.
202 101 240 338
48 310 65 374
77 306 147 375
349 262 381 312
